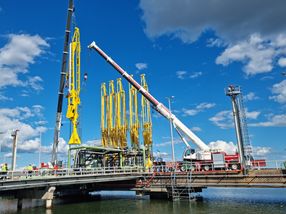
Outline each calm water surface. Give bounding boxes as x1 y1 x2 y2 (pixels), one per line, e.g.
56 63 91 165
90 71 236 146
0 188 285 214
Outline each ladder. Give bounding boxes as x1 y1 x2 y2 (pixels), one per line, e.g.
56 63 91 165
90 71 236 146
170 171 194 201
238 91 253 158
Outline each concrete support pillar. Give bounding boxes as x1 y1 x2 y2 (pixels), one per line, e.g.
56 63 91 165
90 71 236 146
41 187 56 209
17 198 23 210
135 190 145 198
46 199 53 209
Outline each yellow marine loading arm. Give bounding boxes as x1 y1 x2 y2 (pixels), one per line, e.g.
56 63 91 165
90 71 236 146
115 78 128 149
129 81 140 150
141 74 153 167
108 80 116 147
66 27 81 145
101 83 109 147
88 42 210 152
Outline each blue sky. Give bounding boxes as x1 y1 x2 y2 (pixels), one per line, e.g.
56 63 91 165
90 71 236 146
0 0 285 168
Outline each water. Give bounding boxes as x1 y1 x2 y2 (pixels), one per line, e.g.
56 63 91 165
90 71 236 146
1 188 285 214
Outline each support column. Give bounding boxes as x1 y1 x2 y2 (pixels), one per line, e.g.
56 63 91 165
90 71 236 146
17 198 23 210
41 187 56 209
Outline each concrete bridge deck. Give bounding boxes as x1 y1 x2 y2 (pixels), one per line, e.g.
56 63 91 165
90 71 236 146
0 166 286 208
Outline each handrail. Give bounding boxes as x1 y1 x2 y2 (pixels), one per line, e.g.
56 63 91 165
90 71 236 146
0 166 145 182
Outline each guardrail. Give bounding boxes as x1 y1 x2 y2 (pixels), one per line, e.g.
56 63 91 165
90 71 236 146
0 166 145 181
151 160 286 173
0 160 285 182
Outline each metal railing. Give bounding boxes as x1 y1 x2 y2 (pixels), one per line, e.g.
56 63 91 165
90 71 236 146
151 160 286 173
0 166 145 181
0 160 285 182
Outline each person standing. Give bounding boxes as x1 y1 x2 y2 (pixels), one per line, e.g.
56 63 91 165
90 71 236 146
1 163 7 180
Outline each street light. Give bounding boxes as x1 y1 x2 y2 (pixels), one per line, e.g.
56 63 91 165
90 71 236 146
166 96 175 163
38 132 42 168
0 131 5 161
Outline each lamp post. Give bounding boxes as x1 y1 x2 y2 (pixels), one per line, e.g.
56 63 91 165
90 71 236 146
11 130 19 171
166 96 175 163
0 131 5 162
38 132 42 168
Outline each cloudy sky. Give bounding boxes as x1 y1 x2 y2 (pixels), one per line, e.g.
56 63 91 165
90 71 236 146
0 0 285 168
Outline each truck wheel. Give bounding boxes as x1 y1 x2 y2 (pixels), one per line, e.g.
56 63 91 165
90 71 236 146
203 165 210 171
231 164 238 170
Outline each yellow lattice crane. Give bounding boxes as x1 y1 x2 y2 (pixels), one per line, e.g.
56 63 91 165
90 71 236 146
66 27 81 145
115 78 127 148
101 83 109 147
129 80 140 150
108 80 117 148
141 74 153 167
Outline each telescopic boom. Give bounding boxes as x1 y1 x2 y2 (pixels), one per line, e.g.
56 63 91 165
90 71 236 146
88 41 210 151
52 0 74 163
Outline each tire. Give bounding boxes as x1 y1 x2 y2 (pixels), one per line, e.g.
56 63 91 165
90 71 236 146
231 164 238 170
204 165 210 171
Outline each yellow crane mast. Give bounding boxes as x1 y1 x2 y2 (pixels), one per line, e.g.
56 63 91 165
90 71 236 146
141 74 152 148
129 80 140 150
108 80 117 148
115 78 128 149
66 27 81 145
101 83 109 147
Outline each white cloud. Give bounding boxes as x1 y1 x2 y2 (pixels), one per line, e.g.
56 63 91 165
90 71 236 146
278 57 286 67
140 0 286 43
153 151 169 158
140 1 286 75
4 153 12 158
183 102 216 116
84 139 102 147
57 138 69 154
0 93 12 101
0 106 47 153
244 92 259 101
176 70 187 79
176 70 202 79
155 138 182 147
207 38 225 48
208 140 237 155
27 76 44 91
189 71 202 79
249 114 286 127
210 109 260 129
269 80 286 104
135 63 148 70
245 110 260 120
191 127 202 132
252 146 271 157
0 34 49 89
216 34 277 75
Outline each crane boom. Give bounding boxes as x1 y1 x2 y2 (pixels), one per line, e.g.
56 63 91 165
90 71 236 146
88 41 210 151
52 0 74 163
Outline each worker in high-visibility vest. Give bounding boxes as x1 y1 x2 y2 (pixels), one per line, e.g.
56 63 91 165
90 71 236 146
25 164 33 178
1 163 8 180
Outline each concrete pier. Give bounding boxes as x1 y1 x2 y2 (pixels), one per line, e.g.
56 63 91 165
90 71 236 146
41 187 56 209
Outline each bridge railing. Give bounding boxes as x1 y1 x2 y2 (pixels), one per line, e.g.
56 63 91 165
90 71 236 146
0 166 145 181
152 159 286 173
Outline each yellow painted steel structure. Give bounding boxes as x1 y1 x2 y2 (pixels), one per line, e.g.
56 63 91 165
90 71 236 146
66 27 81 145
141 74 153 167
129 80 140 150
115 78 127 148
101 83 109 147
108 80 117 148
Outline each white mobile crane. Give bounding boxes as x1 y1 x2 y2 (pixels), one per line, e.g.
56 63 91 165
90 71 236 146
87 42 219 165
